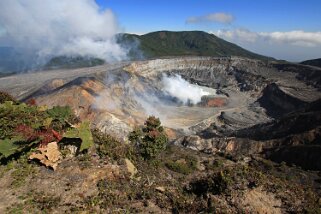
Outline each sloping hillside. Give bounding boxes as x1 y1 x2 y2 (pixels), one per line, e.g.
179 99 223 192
301 58 321 68
0 31 272 73
119 31 272 60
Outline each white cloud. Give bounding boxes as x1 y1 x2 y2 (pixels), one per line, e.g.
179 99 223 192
260 31 321 47
0 0 127 64
212 28 321 61
215 28 321 47
187 12 234 24
216 28 258 43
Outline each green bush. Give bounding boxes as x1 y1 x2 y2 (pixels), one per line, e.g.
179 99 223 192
46 106 79 130
0 102 82 161
165 155 198 174
0 102 45 139
166 161 192 175
129 116 168 160
0 91 17 104
0 103 77 140
93 129 134 162
188 171 231 196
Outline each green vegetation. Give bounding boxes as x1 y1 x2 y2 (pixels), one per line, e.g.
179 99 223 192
63 120 93 152
301 58 321 68
119 31 272 61
0 98 91 161
1 126 320 213
93 129 134 162
45 56 105 69
93 116 168 163
0 93 320 213
7 191 61 213
188 170 232 196
9 154 37 188
129 116 168 159
0 101 47 159
0 101 59 139
84 178 138 210
0 91 17 104
165 155 197 174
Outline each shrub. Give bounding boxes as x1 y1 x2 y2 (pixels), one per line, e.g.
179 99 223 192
0 103 75 140
93 129 134 162
166 161 192 174
128 127 143 146
25 98 37 106
46 106 79 130
188 171 231 196
129 116 168 160
0 102 45 139
165 156 198 174
0 102 79 161
0 91 17 104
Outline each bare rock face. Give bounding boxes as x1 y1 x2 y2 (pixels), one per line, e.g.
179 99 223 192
93 111 134 141
241 187 282 214
35 76 105 121
267 144 321 170
174 135 268 157
273 62 321 88
257 83 310 118
175 135 212 152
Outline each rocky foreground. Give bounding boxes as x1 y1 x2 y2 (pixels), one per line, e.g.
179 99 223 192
0 56 320 213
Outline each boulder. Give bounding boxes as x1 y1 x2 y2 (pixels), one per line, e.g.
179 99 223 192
124 158 137 178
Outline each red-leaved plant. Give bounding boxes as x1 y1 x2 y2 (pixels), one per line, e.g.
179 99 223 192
25 98 37 106
15 124 62 147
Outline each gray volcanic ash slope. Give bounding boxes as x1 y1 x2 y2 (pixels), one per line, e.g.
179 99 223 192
1 56 320 170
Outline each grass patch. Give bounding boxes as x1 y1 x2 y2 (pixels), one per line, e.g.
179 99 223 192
6 191 61 213
165 155 197 175
9 154 37 188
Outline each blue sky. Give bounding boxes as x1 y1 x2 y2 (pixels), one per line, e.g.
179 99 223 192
97 0 321 33
96 0 321 61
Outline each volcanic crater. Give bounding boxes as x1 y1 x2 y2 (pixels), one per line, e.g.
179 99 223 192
0 56 320 168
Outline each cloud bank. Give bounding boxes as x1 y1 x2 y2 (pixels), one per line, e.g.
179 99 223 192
214 28 321 61
216 28 321 47
187 12 234 24
0 0 127 68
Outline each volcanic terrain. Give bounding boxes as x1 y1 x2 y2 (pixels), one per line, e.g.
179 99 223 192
1 56 320 163
0 56 321 213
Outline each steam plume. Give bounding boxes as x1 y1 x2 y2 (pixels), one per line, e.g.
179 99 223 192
0 0 127 69
162 74 211 104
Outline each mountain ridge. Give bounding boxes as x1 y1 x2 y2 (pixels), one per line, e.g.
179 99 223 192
301 58 321 68
1 30 275 72
120 30 273 61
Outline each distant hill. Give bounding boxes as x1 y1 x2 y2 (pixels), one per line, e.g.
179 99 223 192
119 31 272 61
0 47 20 73
0 47 105 72
300 58 321 68
0 31 273 73
45 56 105 69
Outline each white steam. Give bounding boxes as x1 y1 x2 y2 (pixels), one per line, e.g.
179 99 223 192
0 0 127 65
162 74 213 104
94 72 218 134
